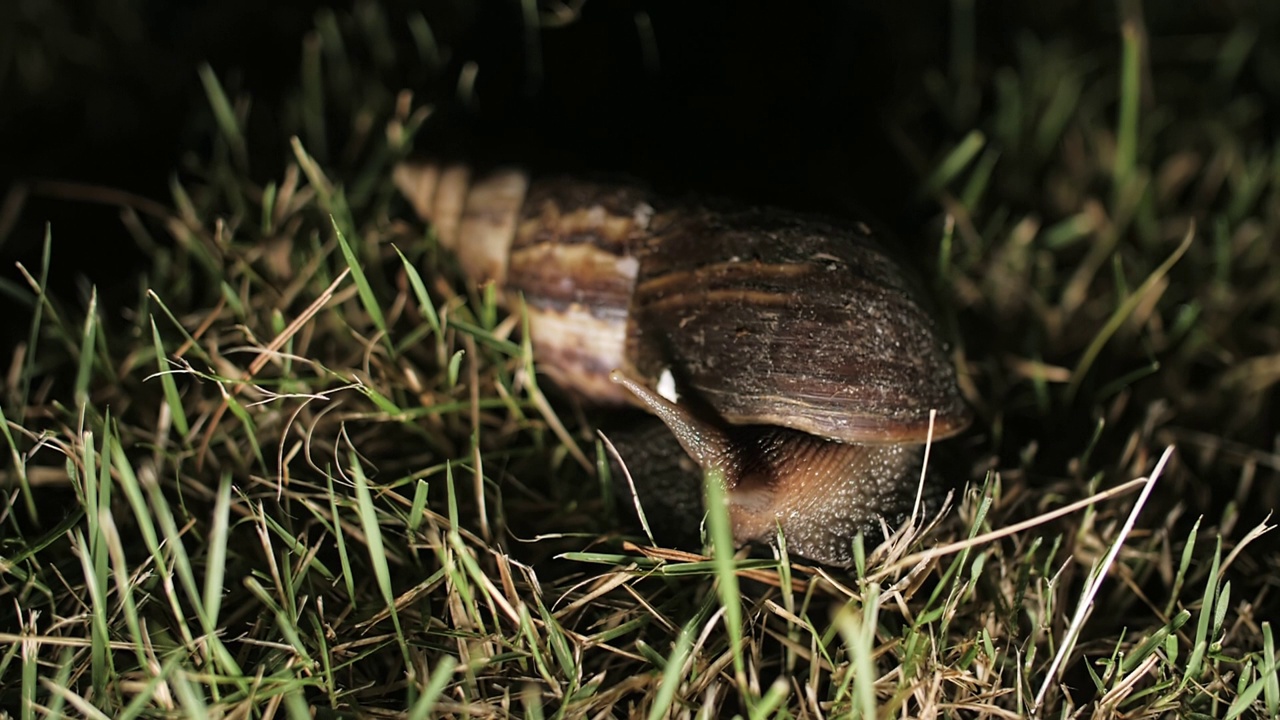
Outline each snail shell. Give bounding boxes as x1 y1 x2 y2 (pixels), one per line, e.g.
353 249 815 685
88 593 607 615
395 163 970 566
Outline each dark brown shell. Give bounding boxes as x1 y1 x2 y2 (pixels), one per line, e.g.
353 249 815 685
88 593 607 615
393 164 970 443
628 204 970 443
509 176 969 443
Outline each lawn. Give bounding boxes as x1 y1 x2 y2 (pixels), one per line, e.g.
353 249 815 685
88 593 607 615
1 1 1278 717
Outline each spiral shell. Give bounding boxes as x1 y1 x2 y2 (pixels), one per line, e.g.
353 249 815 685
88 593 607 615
395 162 970 565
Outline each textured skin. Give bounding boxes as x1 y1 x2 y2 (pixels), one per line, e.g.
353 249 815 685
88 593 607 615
602 414 706 546
722 427 922 565
606 416 935 567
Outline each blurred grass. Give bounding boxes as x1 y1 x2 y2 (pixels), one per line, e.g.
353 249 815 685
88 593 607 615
2 0 1280 717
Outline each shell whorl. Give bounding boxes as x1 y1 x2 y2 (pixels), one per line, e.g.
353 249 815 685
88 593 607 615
393 163 528 287
394 162 970 442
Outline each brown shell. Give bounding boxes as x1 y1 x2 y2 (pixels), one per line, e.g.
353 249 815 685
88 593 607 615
393 164 970 443
628 204 970 444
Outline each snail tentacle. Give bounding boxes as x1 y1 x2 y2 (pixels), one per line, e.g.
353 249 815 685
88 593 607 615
609 368 733 475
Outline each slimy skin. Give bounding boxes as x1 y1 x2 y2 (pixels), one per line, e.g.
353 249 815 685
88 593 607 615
610 369 921 566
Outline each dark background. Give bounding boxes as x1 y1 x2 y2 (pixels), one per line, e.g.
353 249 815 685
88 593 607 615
0 0 1268 354
0 1 1032 327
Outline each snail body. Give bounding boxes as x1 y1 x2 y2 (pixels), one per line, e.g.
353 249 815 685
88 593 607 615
395 163 970 566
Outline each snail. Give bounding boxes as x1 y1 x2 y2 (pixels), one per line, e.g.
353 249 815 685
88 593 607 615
394 162 971 566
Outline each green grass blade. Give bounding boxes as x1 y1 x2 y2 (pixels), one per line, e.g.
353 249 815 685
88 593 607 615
0 404 37 522
16 225 52 426
1113 7 1143 198
202 473 233 626
923 130 986 196
74 287 98 407
408 655 457 720
646 618 697 720
1066 225 1193 400
149 317 191 438
197 63 248 169
351 452 411 669
333 217 391 351
704 467 746 694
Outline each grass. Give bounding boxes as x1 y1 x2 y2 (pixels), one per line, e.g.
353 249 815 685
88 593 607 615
3 0 1280 717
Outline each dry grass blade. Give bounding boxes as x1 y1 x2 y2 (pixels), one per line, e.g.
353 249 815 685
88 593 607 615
194 267 351 467
600 429 657 547
1033 445 1174 714
868 476 1150 583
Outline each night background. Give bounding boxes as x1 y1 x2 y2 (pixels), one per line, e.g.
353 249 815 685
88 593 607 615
2 0 1279 715
4 0 1215 313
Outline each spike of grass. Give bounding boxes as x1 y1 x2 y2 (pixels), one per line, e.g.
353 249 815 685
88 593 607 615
703 467 747 696
351 451 412 672
71 527 111 697
1066 225 1193 400
1264 623 1279 717
81 427 112 691
197 64 248 170
0 404 36 523
448 316 522 357
1113 3 1143 202
407 13 442 70
333 218 392 351
15 225 52 424
1034 72 1082 158
409 655 458 718
1184 534 1223 687
300 33 328 166
99 510 148 674
923 129 986 196
834 587 881 718
394 244 443 350
221 392 266 471
202 473 233 626
145 290 214 364
148 318 191 438
646 616 698 720
960 147 1000 211
74 287 98 407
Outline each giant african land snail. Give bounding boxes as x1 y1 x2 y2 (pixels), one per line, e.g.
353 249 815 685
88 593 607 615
394 163 970 566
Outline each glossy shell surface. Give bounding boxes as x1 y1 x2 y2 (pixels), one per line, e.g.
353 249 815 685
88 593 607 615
511 177 970 443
